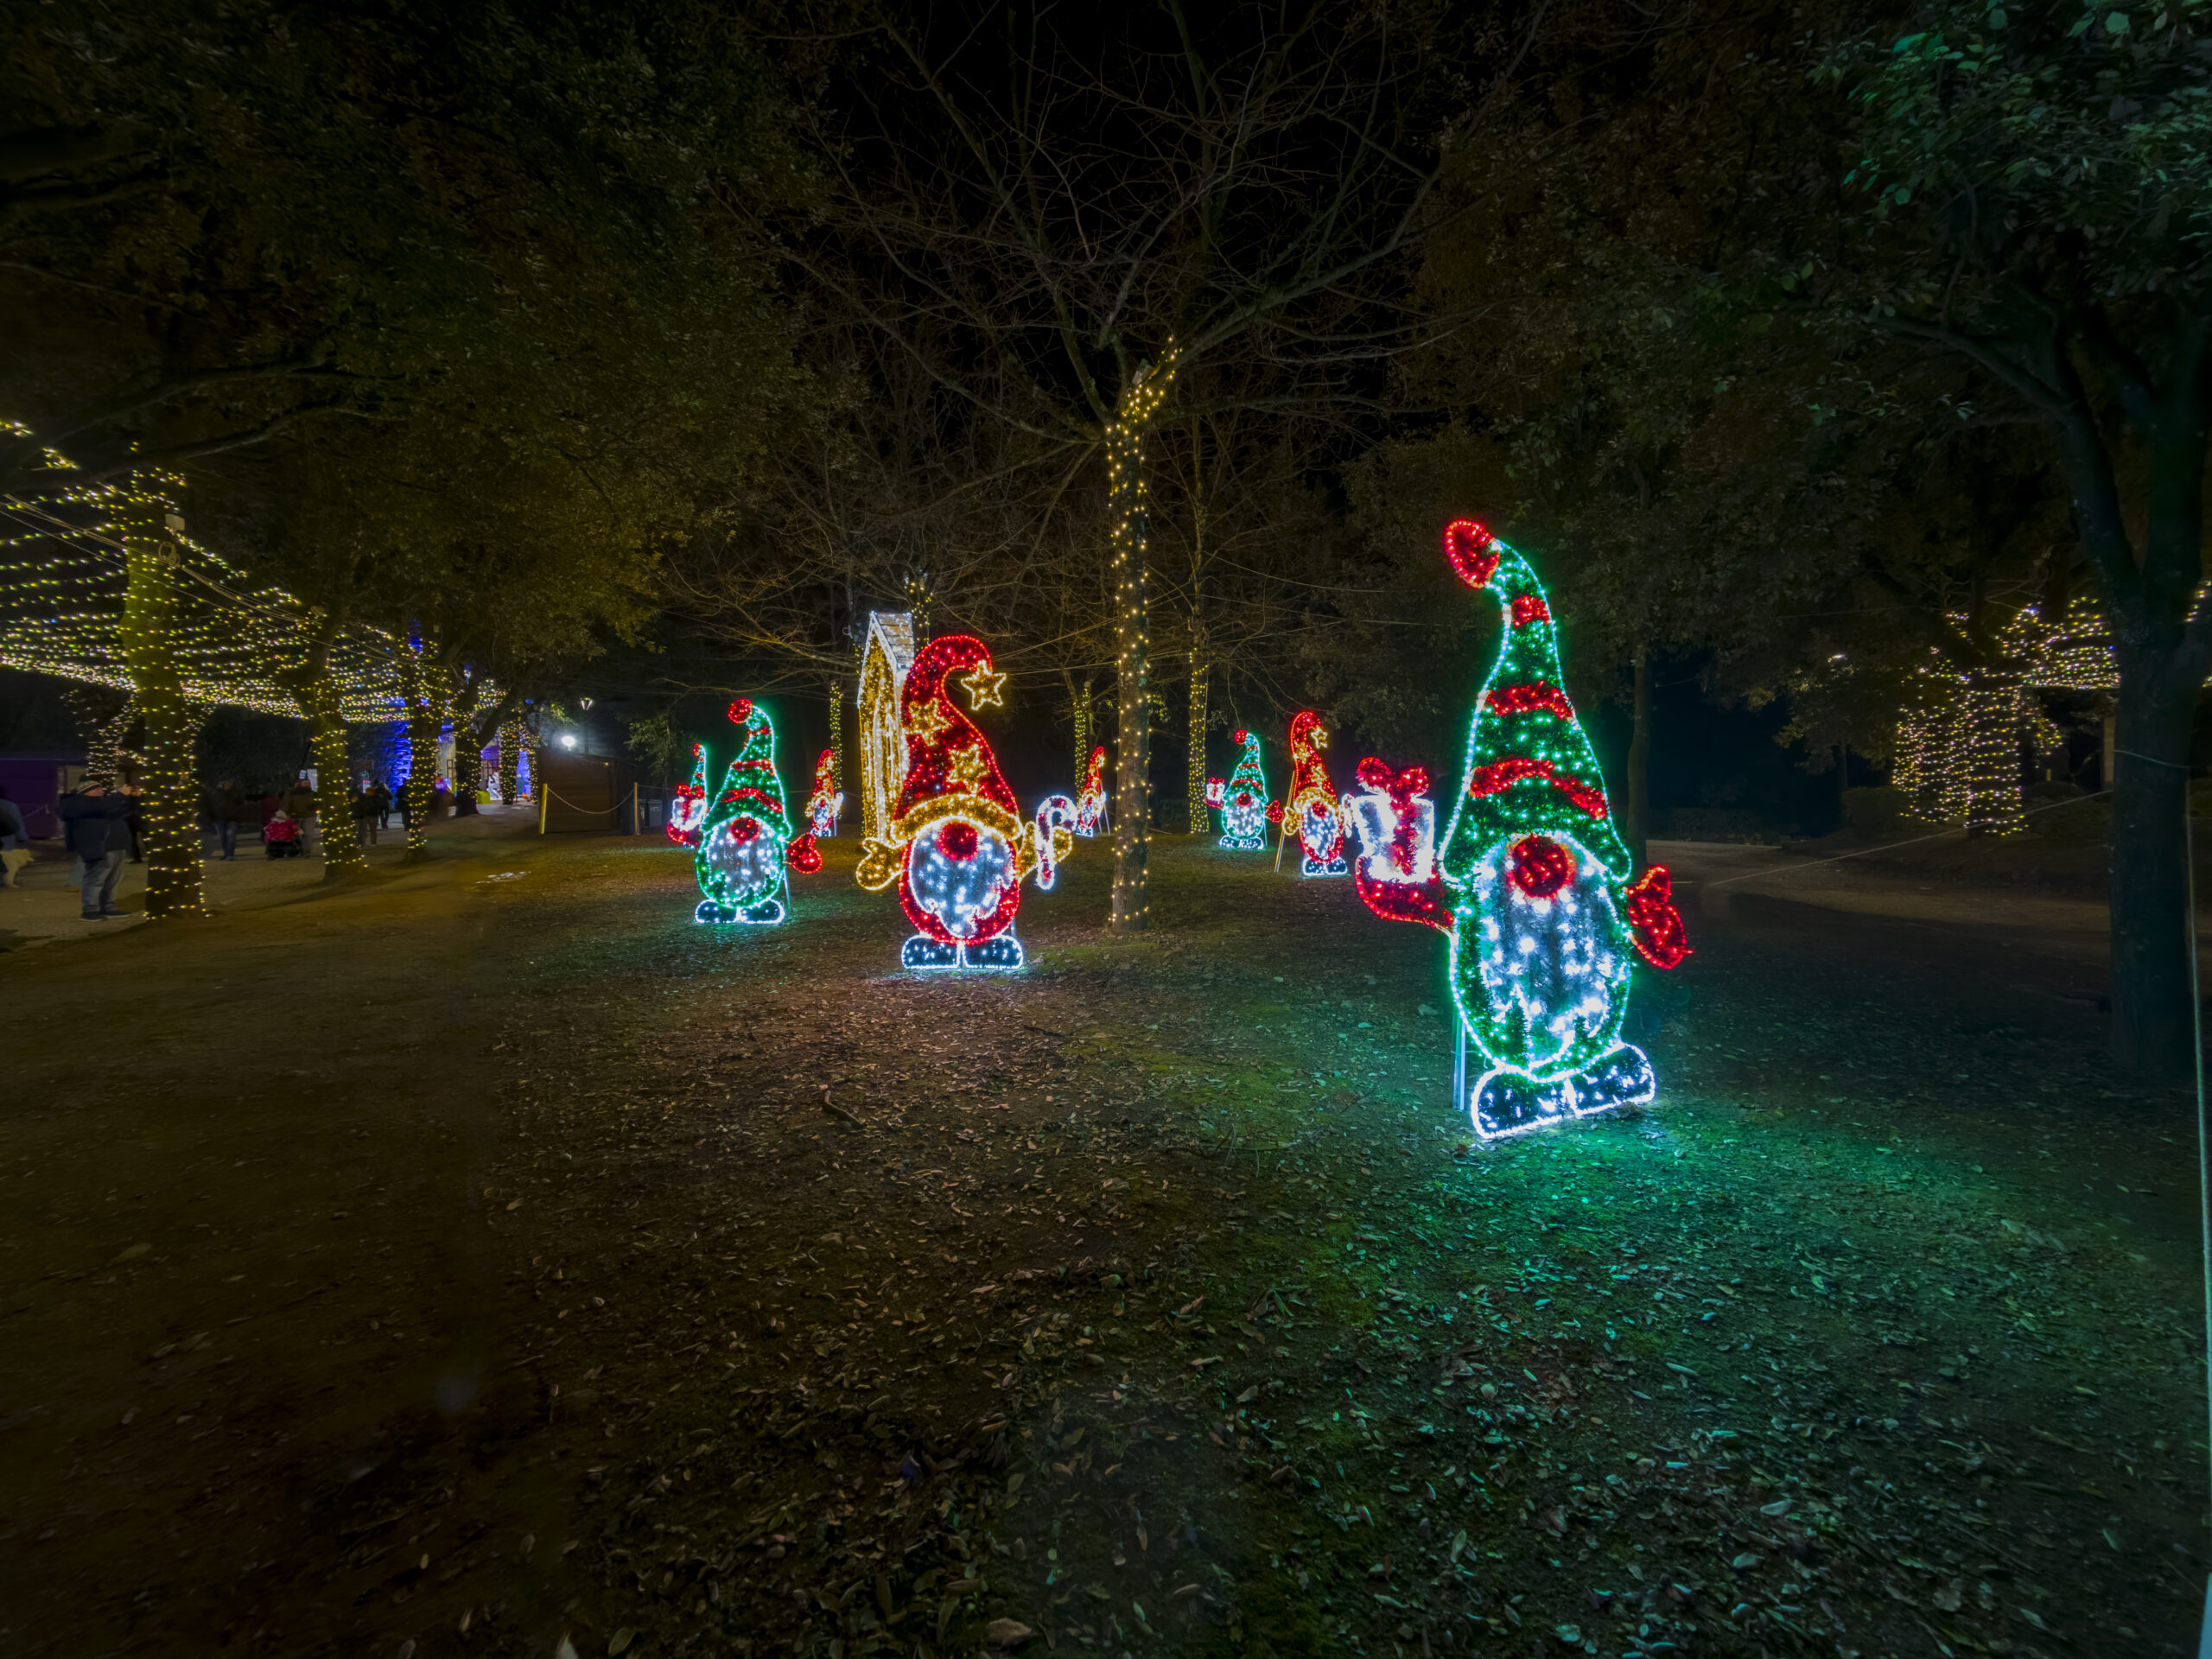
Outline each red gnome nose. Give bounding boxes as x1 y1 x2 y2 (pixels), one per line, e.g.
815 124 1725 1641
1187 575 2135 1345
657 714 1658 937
938 821 980 861
1508 834 1575 899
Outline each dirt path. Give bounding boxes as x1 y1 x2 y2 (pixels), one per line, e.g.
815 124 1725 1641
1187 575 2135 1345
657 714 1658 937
1 823 2202 1658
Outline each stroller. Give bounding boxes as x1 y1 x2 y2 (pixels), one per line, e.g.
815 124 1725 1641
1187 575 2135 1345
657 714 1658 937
264 812 303 859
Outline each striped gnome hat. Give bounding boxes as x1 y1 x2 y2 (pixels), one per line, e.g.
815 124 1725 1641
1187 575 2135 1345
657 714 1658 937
1435 518 1634 889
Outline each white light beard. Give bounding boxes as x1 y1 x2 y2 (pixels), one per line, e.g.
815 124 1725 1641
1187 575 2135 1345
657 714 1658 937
1470 839 1624 1074
907 821 1015 938
703 817 784 902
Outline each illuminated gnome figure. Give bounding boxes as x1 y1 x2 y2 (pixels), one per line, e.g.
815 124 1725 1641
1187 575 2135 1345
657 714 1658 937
1073 744 1108 836
694 700 813 924
1287 710 1348 876
667 744 711 848
805 748 843 838
1347 519 1691 1140
855 635 1071 969
1212 728 1272 850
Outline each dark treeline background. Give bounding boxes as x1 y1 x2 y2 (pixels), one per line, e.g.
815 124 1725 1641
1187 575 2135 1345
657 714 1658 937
10 0 2210 1069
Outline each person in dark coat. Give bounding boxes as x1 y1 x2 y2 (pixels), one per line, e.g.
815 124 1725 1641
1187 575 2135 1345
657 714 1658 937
207 777 252 861
350 782 379 846
0 784 28 888
57 779 137 919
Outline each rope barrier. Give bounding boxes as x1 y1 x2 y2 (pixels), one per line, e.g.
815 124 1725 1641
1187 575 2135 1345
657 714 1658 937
539 787 625 816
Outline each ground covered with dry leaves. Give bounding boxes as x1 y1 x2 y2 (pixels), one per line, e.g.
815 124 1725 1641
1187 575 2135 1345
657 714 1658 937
0 819 2201 1659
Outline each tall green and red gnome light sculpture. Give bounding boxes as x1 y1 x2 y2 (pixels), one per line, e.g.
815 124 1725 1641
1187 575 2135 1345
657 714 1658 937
855 635 1072 970
1210 728 1274 850
1346 519 1690 1140
695 700 818 924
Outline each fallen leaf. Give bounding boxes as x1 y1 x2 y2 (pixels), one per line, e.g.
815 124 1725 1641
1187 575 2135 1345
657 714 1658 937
984 1617 1033 1649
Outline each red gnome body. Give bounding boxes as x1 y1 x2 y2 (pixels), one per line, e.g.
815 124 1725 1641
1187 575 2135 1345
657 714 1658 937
855 634 1048 970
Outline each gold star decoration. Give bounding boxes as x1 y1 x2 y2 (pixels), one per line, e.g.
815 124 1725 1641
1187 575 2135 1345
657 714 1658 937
947 744 988 788
906 699 950 741
960 664 1007 709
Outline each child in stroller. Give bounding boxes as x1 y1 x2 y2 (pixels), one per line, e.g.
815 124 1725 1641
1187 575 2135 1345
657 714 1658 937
265 810 303 858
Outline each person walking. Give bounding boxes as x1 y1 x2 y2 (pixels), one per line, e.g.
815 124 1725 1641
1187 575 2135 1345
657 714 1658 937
0 785 28 888
57 778 137 919
351 781 378 848
285 772 319 855
372 779 392 830
207 777 251 861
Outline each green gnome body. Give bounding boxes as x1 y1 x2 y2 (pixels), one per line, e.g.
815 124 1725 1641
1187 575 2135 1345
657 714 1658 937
1345 519 1690 1139
695 698 798 925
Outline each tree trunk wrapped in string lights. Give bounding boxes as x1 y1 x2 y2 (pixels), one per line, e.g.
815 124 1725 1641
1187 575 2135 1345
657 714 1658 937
1065 672 1094 804
278 618 369 880
1346 519 1689 1141
1889 599 2147 837
498 716 524 804
1106 350 1179 931
119 501 206 919
397 642 446 860
1186 643 1210 836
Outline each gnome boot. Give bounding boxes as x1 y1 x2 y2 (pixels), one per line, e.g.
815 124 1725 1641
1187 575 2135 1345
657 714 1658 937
1471 1045 1656 1140
694 900 738 925
900 934 961 969
739 897 786 925
961 932 1024 970
1566 1044 1656 1118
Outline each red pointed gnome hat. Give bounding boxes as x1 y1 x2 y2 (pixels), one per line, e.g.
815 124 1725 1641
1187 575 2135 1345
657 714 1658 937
893 633 1020 825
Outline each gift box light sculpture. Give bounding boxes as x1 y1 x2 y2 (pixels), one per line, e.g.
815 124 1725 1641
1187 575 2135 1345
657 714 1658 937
694 700 813 925
855 635 1072 970
1213 728 1272 850
1344 519 1690 1140
1287 710 1349 876
668 743 710 848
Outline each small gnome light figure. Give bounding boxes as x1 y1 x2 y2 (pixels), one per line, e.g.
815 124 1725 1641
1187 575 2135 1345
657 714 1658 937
1073 745 1108 836
1346 519 1690 1139
855 636 1071 969
1214 728 1271 850
1286 710 1348 876
695 700 812 924
805 747 843 838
